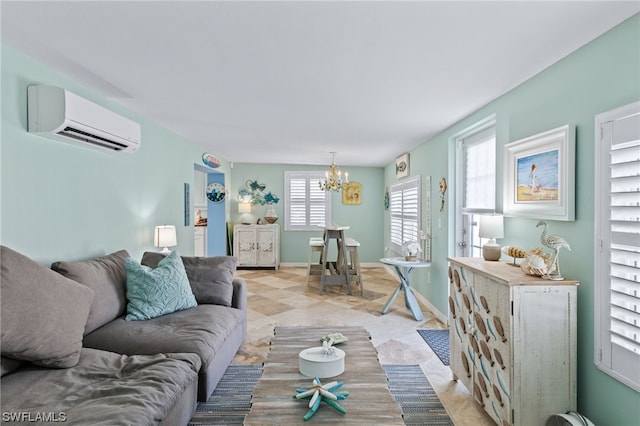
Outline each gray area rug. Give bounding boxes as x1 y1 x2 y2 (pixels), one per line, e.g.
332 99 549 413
383 364 454 425
417 329 450 366
189 364 452 425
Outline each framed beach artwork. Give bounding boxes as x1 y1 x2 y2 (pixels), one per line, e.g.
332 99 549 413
503 125 575 221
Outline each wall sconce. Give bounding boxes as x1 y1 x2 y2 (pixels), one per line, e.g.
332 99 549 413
154 225 177 254
479 215 504 261
238 202 253 225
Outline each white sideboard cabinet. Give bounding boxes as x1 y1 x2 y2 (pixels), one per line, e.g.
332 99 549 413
447 257 578 426
233 224 280 270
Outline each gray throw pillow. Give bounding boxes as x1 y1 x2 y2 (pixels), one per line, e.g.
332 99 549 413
1 246 95 368
51 249 129 334
141 252 237 307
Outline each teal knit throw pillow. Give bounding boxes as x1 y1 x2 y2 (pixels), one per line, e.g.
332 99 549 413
124 251 197 321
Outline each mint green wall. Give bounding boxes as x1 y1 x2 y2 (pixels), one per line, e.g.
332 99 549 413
383 15 640 425
230 163 384 263
1 46 231 264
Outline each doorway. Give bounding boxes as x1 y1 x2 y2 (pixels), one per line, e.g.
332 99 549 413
193 165 227 256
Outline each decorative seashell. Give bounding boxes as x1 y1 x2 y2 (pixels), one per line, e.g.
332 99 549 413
520 253 549 276
528 254 547 269
502 245 526 259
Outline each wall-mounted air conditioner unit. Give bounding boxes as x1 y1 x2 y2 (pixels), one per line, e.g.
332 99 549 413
27 85 141 153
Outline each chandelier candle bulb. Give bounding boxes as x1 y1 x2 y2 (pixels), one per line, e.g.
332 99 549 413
319 152 350 192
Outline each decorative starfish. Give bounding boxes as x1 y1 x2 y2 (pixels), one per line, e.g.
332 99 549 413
292 377 349 421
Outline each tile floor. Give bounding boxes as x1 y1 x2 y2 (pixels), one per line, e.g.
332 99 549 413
232 265 493 426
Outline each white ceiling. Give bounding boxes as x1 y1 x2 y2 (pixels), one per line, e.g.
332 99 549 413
2 1 638 167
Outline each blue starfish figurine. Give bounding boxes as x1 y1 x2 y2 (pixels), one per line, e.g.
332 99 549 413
292 377 349 420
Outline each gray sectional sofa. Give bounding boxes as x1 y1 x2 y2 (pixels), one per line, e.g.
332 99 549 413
0 245 247 426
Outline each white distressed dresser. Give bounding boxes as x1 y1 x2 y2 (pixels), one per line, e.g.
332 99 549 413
233 224 280 270
447 257 578 426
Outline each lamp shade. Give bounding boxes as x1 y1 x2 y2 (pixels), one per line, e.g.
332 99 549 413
154 225 177 253
479 215 504 239
238 202 252 213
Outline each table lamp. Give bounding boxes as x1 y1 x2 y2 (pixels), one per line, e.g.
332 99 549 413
479 215 504 261
154 225 177 254
238 202 253 224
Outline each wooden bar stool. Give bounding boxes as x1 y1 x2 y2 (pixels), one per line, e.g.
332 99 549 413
320 226 352 295
345 238 363 295
306 237 325 285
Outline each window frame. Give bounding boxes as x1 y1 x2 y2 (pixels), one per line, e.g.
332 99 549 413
454 117 497 257
284 171 331 231
389 175 421 254
594 101 640 393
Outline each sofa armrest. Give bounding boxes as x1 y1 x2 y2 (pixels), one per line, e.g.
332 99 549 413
231 278 247 311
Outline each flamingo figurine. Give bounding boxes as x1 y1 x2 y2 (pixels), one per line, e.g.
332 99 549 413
536 220 571 280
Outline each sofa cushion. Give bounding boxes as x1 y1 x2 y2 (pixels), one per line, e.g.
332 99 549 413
51 249 129 334
142 252 237 307
0 348 201 426
83 304 245 373
125 251 197 321
1 356 26 377
0 246 95 368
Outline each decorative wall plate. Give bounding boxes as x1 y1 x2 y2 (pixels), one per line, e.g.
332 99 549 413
206 182 226 203
202 152 221 168
395 153 409 178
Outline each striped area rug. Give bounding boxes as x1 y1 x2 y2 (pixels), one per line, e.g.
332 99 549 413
189 364 453 425
189 364 261 425
383 364 454 425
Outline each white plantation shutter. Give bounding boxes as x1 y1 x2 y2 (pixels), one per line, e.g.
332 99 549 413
595 102 640 392
389 176 421 253
285 171 330 231
462 127 496 213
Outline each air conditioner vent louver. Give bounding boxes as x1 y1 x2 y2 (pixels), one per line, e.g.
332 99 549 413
58 127 128 151
28 85 141 153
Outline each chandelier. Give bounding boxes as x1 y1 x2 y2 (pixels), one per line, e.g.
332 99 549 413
319 152 349 192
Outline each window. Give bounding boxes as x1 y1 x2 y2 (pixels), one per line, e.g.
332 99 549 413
455 119 497 257
389 175 421 254
595 102 640 392
284 171 331 231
